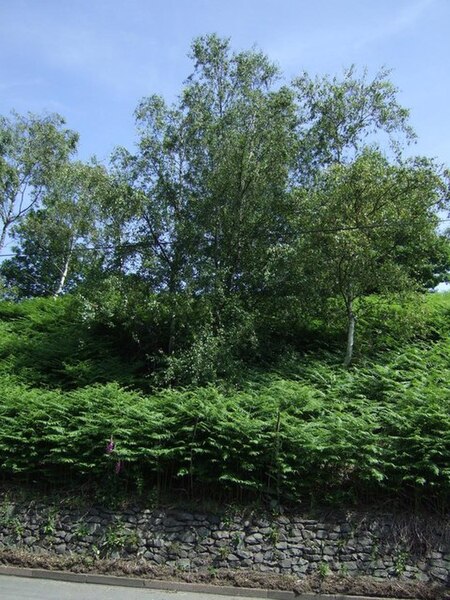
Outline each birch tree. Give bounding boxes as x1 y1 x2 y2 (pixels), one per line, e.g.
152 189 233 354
1 162 105 298
297 150 449 366
0 112 78 253
182 35 297 298
293 66 416 182
110 35 297 360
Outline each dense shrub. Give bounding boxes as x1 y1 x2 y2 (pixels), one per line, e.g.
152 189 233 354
0 293 449 508
0 296 148 389
0 340 449 508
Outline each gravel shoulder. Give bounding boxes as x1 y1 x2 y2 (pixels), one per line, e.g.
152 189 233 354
0 549 448 600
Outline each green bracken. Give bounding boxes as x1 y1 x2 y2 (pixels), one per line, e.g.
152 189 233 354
0 294 449 510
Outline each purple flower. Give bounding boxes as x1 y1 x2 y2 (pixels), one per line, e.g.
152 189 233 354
106 436 115 454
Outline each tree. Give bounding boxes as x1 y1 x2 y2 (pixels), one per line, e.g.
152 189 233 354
113 35 296 296
1 161 106 298
0 111 78 253
295 150 449 366
293 66 416 182
110 35 297 362
181 35 297 298
111 96 197 295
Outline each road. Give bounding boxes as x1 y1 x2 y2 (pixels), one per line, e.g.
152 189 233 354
0 575 260 600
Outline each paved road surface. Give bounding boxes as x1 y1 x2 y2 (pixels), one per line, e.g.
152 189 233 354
0 575 259 600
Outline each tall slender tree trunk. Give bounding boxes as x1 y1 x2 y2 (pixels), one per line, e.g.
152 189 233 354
343 302 356 368
0 224 8 254
54 252 71 298
0 200 17 253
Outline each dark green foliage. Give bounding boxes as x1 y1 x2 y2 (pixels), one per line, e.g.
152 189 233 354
1 291 449 390
0 296 147 389
0 290 266 389
0 294 449 509
0 209 89 298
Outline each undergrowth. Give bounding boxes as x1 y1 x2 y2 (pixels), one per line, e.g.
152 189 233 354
0 293 449 510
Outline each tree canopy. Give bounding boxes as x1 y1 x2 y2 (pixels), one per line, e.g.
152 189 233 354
1 34 449 372
0 111 78 252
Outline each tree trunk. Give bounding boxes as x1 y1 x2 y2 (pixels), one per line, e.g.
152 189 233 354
54 252 71 297
0 223 9 253
343 304 356 368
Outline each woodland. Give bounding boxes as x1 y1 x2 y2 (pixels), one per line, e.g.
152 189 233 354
0 35 449 510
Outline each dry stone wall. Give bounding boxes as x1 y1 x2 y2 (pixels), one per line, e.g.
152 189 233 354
0 501 448 585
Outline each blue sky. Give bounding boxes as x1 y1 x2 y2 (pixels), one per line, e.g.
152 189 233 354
1 0 449 167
